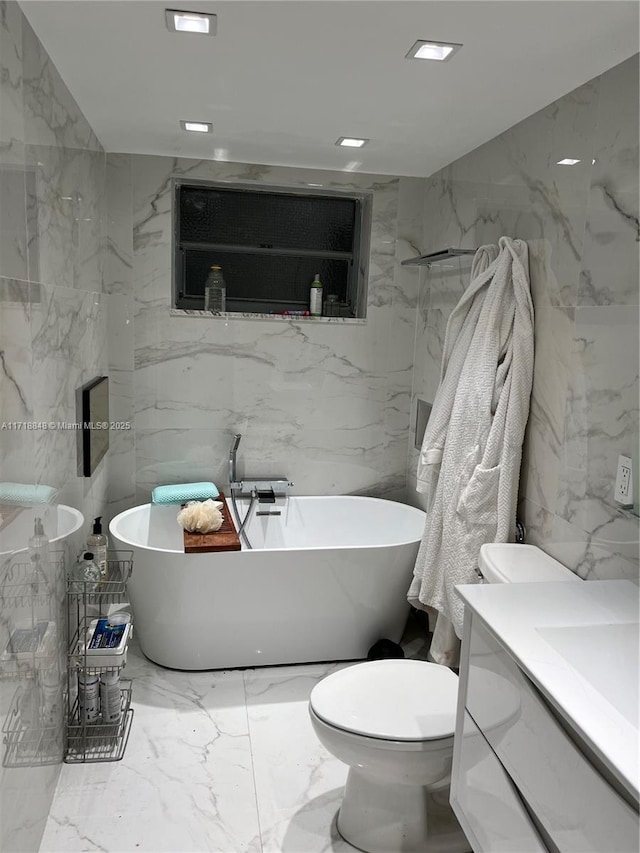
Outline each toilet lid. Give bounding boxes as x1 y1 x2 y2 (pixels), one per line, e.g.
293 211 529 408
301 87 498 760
309 660 458 741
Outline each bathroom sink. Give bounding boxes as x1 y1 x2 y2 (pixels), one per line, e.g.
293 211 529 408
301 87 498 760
456 580 639 804
536 622 639 726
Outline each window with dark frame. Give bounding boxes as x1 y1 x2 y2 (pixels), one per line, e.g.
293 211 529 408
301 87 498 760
173 181 370 317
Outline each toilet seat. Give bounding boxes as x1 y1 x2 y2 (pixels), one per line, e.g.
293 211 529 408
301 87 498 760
309 706 454 754
309 660 458 741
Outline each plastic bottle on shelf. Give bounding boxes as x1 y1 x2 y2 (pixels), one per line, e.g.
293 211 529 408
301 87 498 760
204 265 226 312
310 274 323 316
29 517 51 577
100 671 122 723
87 517 108 579
70 552 101 593
40 663 61 727
78 671 100 723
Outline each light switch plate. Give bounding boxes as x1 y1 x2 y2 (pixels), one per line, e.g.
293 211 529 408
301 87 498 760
415 399 432 450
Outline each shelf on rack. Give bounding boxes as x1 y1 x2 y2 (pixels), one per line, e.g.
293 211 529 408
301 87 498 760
67 550 133 603
401 248 477 268
68 616 131 674
65 682 133 763
0 651 57 681
2 686 63 767
0 551 65 607
65 549 134 764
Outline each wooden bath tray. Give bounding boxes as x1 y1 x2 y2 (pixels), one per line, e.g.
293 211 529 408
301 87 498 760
183 493 241 554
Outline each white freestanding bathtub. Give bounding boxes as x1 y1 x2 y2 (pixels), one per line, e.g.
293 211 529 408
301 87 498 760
110 496 426 670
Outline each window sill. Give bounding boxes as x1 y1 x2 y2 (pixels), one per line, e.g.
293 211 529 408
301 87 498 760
170 308 366 324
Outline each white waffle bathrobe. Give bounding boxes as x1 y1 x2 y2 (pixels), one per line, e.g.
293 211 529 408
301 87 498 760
408 237 534 664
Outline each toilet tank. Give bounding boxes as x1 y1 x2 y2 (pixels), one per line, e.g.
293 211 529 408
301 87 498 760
479 544 582 584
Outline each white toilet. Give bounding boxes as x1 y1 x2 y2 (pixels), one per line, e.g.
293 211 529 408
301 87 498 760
308 544 581 853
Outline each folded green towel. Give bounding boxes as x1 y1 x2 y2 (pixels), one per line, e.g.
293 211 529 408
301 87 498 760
151 482 220 505
0 483 57 505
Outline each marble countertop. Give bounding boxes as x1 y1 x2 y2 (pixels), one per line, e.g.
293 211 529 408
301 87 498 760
456 580 639 803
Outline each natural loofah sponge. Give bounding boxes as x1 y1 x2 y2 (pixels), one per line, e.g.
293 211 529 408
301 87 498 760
177 499 224 534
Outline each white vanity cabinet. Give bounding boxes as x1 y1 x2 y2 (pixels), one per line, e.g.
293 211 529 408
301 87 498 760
451 608 639 853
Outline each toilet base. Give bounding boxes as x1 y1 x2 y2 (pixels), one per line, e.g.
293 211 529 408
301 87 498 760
336 769 470 853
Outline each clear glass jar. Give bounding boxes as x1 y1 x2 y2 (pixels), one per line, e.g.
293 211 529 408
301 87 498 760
70 552 101 592
323 294 339 317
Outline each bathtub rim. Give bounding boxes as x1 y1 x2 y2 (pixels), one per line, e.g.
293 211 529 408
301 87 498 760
109 495 426 555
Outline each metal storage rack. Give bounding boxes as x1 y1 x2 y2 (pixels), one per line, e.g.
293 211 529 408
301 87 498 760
0 551 65 768
65 550 134 763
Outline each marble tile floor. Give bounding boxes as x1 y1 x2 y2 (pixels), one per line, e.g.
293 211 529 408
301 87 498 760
40 614 431 853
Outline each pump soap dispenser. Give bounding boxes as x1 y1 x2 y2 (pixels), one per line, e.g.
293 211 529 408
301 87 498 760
87 517 108 579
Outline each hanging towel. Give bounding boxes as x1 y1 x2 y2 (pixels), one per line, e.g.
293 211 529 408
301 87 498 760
408 237 534 665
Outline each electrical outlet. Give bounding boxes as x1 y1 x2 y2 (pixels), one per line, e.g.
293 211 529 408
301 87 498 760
614 455 633 506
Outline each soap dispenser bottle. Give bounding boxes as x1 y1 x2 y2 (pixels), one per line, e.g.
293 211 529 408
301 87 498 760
87 517 108 579
310 274 323 317
29 517 51 574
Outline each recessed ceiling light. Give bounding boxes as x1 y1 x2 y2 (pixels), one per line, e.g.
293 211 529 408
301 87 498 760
180 120 213 133
406 40 463 62
336 137 369 148
165 9 217 35
557 158 581 165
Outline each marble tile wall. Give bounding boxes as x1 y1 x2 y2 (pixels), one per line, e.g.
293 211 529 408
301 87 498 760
407 54 639 581
1 5 635 846
105 154 423 509
0 3 107 849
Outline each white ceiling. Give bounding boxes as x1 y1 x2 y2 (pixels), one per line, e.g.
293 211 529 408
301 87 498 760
20 0 640 177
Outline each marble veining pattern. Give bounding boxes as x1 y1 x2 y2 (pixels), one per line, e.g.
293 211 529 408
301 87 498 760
578 57 639 307
0 14 637 848
105 153 133 297
0 3 108 850
103 154 422 509
40 644 344 853
41 615 430 853
0 2 28 282
408 54 639 576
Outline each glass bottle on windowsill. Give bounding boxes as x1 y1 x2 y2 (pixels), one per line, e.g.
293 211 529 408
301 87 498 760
204 265 226 313
323 294 339 317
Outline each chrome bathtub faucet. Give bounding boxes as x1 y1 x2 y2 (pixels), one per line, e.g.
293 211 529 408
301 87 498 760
227 432 293 502
231 477 293 500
